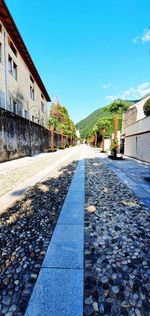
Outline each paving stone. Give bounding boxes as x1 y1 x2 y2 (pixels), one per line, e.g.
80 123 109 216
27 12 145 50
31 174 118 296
42 224 84 269
57 202 84 225
84 147 150 316
25 265 83 316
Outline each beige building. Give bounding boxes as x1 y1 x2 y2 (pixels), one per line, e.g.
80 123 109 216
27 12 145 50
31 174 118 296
122 94 150 163
0 0 50 127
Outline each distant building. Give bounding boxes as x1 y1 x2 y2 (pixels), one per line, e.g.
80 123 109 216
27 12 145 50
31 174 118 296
76 129 80 139
122 94 150 163
0 0 50 127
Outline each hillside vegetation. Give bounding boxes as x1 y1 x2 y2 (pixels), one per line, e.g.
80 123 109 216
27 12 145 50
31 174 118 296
76 101 137 139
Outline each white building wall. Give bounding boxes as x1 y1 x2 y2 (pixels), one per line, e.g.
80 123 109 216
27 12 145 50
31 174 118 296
0 22 48 127
131 98 147 121
104 138 111 151
124 116 150 163
125 116 150 136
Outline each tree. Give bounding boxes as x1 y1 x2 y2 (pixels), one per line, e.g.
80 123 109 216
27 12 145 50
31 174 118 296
143 98 150 116
49 101 76 146
90 125 98 146
109 100 129 157
96 118 110 151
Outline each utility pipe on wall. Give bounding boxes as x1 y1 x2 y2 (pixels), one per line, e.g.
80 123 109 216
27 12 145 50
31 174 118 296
4 30 8 110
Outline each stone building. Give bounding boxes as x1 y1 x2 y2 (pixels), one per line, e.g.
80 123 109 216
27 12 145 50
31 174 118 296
122 94 150 163
0 0 50 127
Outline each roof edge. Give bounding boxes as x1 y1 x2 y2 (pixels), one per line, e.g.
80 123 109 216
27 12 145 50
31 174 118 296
0 0 51 101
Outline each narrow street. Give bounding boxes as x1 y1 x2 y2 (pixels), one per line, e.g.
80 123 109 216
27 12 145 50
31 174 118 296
1 1 150 315
0 146 150 315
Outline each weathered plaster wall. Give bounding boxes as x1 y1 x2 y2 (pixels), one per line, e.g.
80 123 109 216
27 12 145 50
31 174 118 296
0 108 71 162
0 108 50 162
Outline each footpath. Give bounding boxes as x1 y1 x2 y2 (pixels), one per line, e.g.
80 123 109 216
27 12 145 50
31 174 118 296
0 146 80 214
100 151 150 208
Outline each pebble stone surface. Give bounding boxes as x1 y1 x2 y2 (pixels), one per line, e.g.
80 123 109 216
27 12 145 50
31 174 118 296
84 152 150 315
0 160 77 316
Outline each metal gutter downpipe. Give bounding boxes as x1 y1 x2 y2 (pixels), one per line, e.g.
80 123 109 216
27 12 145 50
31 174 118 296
4 30 8 110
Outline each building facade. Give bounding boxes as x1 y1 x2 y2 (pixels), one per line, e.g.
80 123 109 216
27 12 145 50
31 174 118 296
0 0 50 127
122 94 150 163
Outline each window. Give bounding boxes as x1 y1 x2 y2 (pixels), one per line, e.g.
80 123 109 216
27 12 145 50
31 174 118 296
0 91 5 108
8 55 13 74
24 110 28 119
13 62 17 80
10 41 17 56
8 55 17 80
10 97 17 114
13 100 17 114
30 86 34 100
8 37 17 56
41 101 44 113
0 43 2 63
10 96 13 112
30 75 34 83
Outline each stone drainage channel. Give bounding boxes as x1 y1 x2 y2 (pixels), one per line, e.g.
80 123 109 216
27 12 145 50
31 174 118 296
25 149 85 316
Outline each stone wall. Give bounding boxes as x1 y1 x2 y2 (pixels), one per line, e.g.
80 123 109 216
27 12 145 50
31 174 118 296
0 108 74 163
0 108 51 162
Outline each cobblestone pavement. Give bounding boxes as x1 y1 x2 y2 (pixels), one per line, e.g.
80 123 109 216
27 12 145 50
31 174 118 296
0 147 78 197
0 147 83 316
84 147 150 316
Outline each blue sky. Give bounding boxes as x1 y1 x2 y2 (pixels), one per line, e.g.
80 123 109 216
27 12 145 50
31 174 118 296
6 0 150 123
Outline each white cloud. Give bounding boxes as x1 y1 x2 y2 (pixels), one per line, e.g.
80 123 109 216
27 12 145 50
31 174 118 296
142 28 150 43
106 95 117 101
106 82 150 101
102 83 112 89
133 28 150 44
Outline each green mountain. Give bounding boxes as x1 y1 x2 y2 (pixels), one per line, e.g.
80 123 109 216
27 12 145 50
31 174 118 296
76 100 138 139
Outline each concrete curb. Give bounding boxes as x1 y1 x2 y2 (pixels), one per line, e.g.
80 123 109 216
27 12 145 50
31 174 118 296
25 150 85 316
